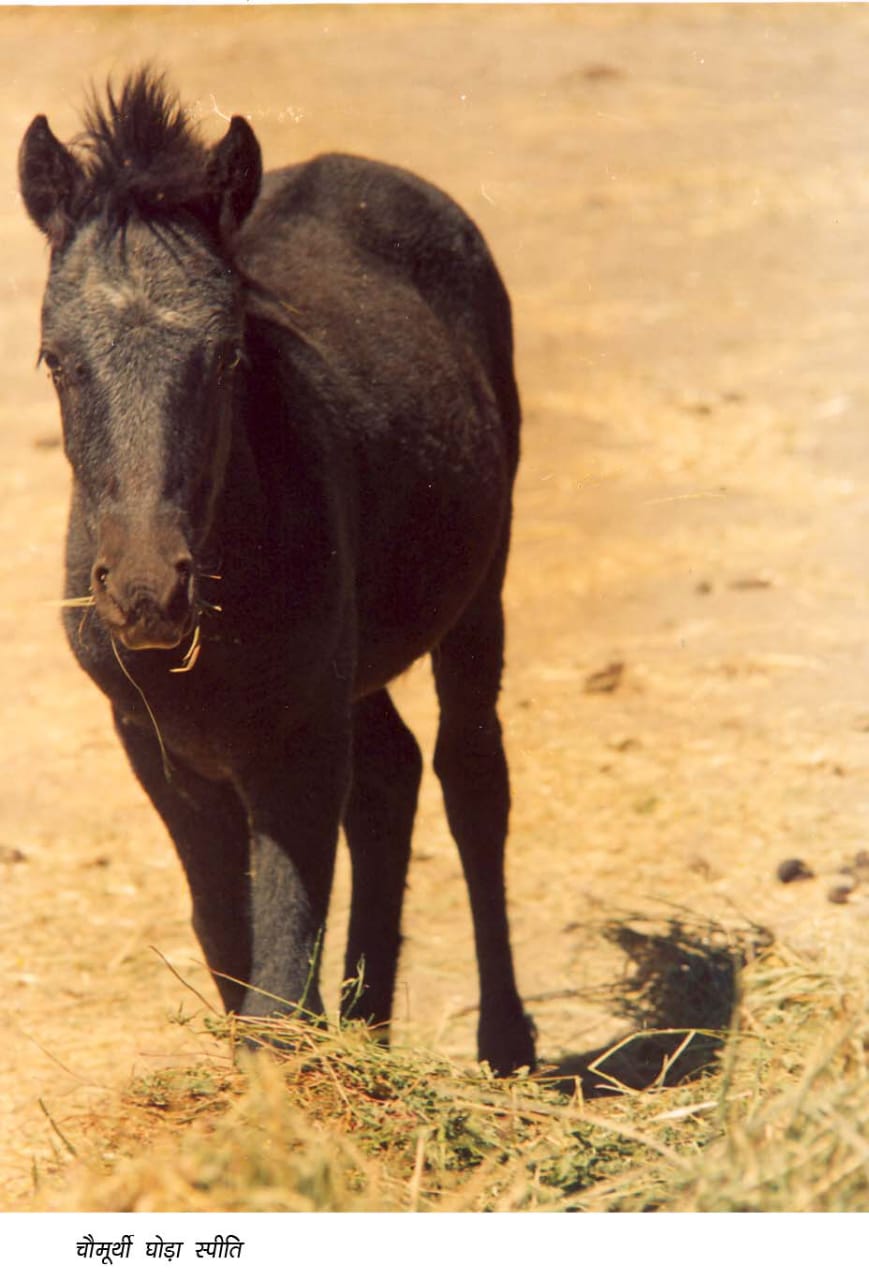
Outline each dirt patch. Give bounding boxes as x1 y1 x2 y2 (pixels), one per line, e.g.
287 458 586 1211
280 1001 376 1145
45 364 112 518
1 4 869 1206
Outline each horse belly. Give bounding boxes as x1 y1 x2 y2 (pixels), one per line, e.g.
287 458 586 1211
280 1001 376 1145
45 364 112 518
352 457 509 695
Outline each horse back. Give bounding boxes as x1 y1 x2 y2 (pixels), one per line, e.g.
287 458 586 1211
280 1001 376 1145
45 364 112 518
238 152 520 472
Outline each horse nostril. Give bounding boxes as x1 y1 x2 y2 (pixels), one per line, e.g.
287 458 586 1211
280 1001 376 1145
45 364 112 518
93 563 110 589
175 558 193 590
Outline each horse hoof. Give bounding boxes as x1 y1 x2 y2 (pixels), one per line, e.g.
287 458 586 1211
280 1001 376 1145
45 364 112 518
479 1012 538 1077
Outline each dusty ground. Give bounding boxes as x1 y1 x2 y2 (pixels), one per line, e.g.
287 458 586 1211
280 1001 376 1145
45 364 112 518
2 4 869 1206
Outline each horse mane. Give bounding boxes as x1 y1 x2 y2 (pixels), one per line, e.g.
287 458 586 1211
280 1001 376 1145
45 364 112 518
72 69 215 233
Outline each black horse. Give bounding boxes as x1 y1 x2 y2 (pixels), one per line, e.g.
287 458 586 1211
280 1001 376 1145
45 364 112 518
19 70 535 1075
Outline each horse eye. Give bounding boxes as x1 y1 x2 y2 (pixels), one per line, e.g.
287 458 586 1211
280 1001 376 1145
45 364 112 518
39 350 65 386
217 344 244 377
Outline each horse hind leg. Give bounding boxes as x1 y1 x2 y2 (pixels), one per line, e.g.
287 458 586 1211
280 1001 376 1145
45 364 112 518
431 575 536 1076
341 688 423 1038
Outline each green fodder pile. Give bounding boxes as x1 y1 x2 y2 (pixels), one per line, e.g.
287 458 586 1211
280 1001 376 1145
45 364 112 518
32 921 869 1212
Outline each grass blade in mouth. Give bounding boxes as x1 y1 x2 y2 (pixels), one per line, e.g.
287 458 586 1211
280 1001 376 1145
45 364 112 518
110 636 173 782
170 623 202 674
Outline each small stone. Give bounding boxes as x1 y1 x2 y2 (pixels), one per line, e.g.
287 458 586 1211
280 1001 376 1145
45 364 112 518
583 63 623 82
728 576 773 591
0 845 27 865
585 661 625 695
776 858 814 884
827 882 853 905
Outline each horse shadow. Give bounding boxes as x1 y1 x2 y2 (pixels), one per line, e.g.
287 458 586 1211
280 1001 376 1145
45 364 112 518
541 915 772 1098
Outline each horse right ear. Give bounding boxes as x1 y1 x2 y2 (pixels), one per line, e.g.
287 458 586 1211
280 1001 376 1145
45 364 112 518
207 115 262 240
19 115 84 248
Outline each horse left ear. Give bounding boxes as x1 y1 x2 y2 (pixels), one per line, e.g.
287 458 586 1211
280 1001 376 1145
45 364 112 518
208 115 262 238
19 114 85 249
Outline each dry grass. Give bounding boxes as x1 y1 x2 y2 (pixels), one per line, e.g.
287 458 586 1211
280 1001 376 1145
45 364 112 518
29 916 868 1213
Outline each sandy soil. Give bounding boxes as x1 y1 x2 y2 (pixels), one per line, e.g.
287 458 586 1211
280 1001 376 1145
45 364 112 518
2 4 869 1205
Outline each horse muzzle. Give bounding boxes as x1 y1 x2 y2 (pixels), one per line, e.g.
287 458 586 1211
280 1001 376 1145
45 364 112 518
92 555 197 653
115 606 195 652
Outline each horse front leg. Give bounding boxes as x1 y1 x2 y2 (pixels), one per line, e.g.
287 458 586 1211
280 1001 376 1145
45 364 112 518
341 688 423 1036
112 709 253 1014
235 709 352 1025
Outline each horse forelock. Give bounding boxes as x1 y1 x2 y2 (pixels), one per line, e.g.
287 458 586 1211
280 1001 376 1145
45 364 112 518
71 68 214 235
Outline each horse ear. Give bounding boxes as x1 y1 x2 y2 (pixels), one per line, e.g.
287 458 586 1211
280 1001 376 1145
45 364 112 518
19 115 84 248
208 115 262 238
